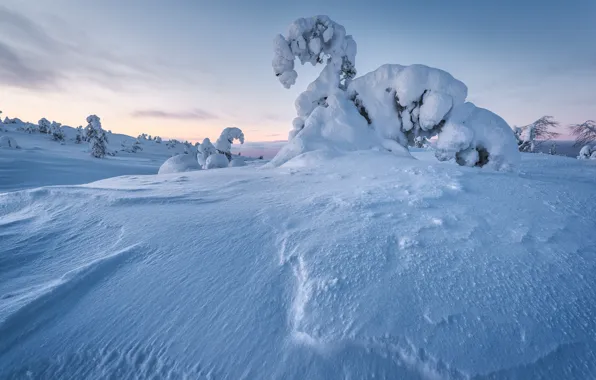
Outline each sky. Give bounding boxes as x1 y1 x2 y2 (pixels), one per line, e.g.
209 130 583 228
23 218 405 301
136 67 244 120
0 0 594 142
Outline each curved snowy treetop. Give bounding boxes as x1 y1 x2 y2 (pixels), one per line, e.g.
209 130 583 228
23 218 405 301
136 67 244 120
215 127 245 153
348 64 468 146
273 15 357 89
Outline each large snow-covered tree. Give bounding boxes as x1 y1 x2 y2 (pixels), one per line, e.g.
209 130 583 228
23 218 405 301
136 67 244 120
271 15 520 170
85 115 108 158
215 127 245 160
273 15 357 139
570 120 596 147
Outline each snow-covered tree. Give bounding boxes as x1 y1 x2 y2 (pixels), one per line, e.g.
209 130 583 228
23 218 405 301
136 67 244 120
514 116 560 152
38 118 51 134
548 142 557 155
273 16 357 139
155 136 162 143
271 15 519 170
215 127 245 160
85 115 108 158
197 138 217 168
578 145 592 159
75 126 84 143
570 120 596 147
50 121 65 141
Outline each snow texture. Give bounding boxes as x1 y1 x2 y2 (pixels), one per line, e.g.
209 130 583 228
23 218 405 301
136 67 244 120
158 154 202 174
1 150 596 379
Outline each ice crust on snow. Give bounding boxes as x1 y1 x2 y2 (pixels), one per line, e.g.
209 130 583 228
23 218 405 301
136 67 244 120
157 154 202 174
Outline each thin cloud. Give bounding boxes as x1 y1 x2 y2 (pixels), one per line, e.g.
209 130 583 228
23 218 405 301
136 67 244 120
131 109 218 120
0 5 159 91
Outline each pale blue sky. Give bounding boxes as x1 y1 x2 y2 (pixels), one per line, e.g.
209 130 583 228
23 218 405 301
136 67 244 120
1 0 594 141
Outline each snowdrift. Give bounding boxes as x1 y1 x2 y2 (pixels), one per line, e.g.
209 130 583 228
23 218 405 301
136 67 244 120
1 151 595 379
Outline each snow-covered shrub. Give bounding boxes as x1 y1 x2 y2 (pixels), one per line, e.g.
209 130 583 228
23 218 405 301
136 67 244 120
570 120 596 147
38 118 51 134
215 127 245 160
434 103 520 170
0 136 19 149
50 121 65 141
578 145 593 160
229 158 247 167
271 15 519 170
205 153 229 169
85 115 108 158
155 136 162 143
120 139 143 153
197 138 217 168
158 154 202 174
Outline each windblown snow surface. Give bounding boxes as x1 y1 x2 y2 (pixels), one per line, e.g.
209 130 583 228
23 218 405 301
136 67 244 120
1 150 596 379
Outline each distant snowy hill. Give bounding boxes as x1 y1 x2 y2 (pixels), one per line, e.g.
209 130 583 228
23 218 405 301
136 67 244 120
0 123 269 192
1 148 595 379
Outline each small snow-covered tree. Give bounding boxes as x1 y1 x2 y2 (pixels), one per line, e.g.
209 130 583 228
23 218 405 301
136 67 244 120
215 127 244 160
75 126 84 143
570 120 596 147
85 115 108 158
548 142 557 155
578 145 592 159
50 121 65 141
38 118 51 134
155 136 162 143
514 116 560 152
197 138 217 168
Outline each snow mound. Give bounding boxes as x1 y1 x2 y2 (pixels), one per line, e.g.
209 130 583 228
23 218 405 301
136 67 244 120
0 136 19 149
229 157 247 167
158 154 202 174
204 153 229 169
435 102 521 170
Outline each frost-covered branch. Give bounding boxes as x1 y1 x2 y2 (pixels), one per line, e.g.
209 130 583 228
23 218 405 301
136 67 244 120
570 120 596 147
